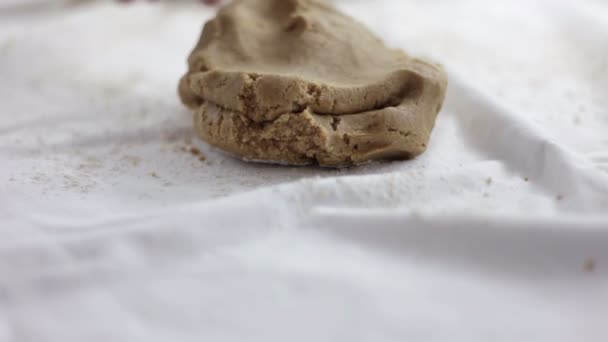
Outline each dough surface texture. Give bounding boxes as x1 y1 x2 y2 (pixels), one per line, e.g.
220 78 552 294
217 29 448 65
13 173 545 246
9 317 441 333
179 0 448 167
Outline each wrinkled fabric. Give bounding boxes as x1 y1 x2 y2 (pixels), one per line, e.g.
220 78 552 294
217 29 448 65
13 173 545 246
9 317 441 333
1 1 607 341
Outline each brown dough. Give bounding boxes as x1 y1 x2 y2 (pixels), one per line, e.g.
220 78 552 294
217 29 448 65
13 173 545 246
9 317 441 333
179 0 447 167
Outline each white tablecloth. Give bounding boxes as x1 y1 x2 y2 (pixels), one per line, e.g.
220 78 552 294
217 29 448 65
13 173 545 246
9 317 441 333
1 0 608 341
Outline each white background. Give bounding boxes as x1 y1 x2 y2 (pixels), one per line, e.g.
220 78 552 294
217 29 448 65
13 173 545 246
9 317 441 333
1 0 607 341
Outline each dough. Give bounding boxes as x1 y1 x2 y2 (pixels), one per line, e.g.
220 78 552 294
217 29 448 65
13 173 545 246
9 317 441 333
179 0 447 167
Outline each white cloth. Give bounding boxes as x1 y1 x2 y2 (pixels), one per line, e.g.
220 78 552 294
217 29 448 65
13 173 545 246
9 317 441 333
1 1 608 341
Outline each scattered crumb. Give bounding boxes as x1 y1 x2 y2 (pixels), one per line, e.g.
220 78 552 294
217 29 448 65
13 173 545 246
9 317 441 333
121 155 141 167
485 177 493 186
162 181 173 187
584 259 596 273
101 85 122 97
9 177 15 182
189 147 202 156
556 194 564 201
150 172 159 178
483 192 490 198
573 116 582 125
524 177 529 182
178 144 207 162
110 145 123 154
164 132 182 143
78 156 103 170
318 190 330 198
62 173 96 193
137 193 152 200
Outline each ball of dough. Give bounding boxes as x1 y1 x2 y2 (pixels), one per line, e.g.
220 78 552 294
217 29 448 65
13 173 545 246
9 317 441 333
179 0 447 167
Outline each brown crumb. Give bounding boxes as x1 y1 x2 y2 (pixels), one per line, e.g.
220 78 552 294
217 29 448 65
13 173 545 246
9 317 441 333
121 155 141 167
199 156 207 162
584 259 596 273
165 133 181 143
556 194 564 201
189 146 202 156
524 177 529 182
150 172 159 178
485 177 493 186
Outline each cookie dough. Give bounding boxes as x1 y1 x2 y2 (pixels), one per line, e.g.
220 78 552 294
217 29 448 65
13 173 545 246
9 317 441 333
179 0 447 167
